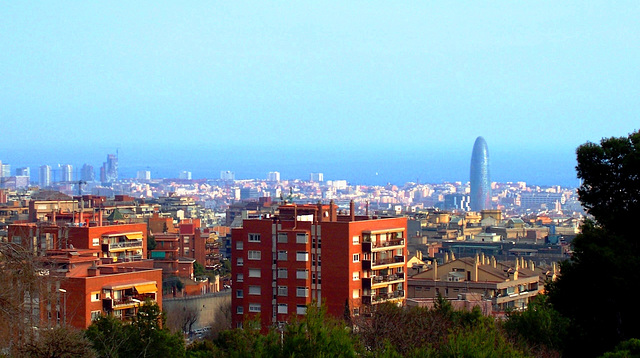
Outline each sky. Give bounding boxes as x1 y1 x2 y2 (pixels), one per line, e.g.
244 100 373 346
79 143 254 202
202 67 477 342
1 2 639 186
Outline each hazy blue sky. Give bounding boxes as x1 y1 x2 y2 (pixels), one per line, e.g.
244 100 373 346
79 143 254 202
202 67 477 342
1 2 639 185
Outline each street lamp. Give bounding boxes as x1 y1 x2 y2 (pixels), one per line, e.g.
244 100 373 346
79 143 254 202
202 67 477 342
59 288 67 326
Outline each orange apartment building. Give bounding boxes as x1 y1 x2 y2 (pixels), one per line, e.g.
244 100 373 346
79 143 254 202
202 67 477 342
231 202 407 329
8 221 161 330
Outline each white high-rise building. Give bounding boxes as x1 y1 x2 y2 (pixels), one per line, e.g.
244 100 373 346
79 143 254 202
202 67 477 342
137 170 151 180
61 164 73 182
179 171 192 180
39 165 52 187
267 171 280 182
220 170 235 181
310 172 324 182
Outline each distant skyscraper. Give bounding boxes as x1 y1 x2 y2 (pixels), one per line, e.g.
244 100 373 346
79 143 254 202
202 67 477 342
16 167 30 177
310 172 324 182
137 170 151 180
61 164 73 182
470 136 491 211
39 165 51 187
102 154 118 183
1 163 10 178
220 170 235 181
267 171 280 182
179 171 192 180
81 164 95 182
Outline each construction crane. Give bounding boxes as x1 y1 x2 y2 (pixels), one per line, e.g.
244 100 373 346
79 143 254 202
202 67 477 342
57 180 87 196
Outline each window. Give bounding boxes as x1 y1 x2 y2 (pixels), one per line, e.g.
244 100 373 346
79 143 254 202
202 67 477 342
296 252 309 262
296 233 308 244
236 290 243 298
249 303 261 312
352 272 360 281
277 304 288 314
248 269 261 278
353 254 360 263
249 286 261 295
277 233 288 243
352 289 360 299
184 236 190 244
352 236 360 245
236 241 243 250
183 247 190 255
248 250 261 260
296 269 309 280
92 238 99 246
237 273 244 282
236 306 244 314
91 310 101 321
278 250 287 261
296 287 309 297
12 236 21 244
297 305 307 315
277 268 288 279
237 258 244 266
278 286 288 296
248 233 261 242
91 291 100 302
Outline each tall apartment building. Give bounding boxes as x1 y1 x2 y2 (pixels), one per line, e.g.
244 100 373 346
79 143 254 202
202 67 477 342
81 164 95 182
61 164 73 182
102 154 118 183
267 171 280 182
39 165 52 187
231 202 407 329
220 170 235 181
179 171 192 180
309 172 324 182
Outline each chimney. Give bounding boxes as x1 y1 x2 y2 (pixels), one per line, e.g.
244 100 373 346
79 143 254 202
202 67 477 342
491 256 497 268
444 252 449 263
450 251 456 261
329 200 337 222
350 200 355 221
432 258 438 280
529 260 535 271
471 255 479 282
88 265 100 277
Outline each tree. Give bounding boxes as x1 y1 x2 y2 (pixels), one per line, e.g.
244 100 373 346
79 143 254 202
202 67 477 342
0 242 62 354
16 326 96 358
504 295 568 355
575 130 640 233
86 300 185 358
547 130 640 356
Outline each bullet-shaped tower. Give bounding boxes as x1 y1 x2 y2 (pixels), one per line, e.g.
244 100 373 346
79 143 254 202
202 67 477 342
470 136 491 211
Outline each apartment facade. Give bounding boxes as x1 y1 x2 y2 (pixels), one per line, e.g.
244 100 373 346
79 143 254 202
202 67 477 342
231 202 407 329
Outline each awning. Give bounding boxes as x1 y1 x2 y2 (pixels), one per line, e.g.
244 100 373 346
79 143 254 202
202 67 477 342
134 283 157 294
126 233 143 240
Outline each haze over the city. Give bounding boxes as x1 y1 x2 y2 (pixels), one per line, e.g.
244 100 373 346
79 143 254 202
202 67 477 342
2 2 639 186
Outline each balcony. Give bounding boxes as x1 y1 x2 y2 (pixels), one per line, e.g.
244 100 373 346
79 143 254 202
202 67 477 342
365 272 405 289
103 240 143 252
362 239 405 253
363 255 405 270
362 290 405 305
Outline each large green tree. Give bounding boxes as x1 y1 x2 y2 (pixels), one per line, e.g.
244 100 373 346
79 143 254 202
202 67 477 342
547 130 640 357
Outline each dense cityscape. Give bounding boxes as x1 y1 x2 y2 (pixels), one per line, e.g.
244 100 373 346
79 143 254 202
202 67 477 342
1 135 596 357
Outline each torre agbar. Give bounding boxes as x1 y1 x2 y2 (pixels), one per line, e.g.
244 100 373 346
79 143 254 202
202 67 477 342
231 202 408 330
470 136 491 212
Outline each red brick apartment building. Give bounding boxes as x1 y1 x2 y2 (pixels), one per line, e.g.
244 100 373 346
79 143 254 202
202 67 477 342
231 202 407 329
8 221 161 330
